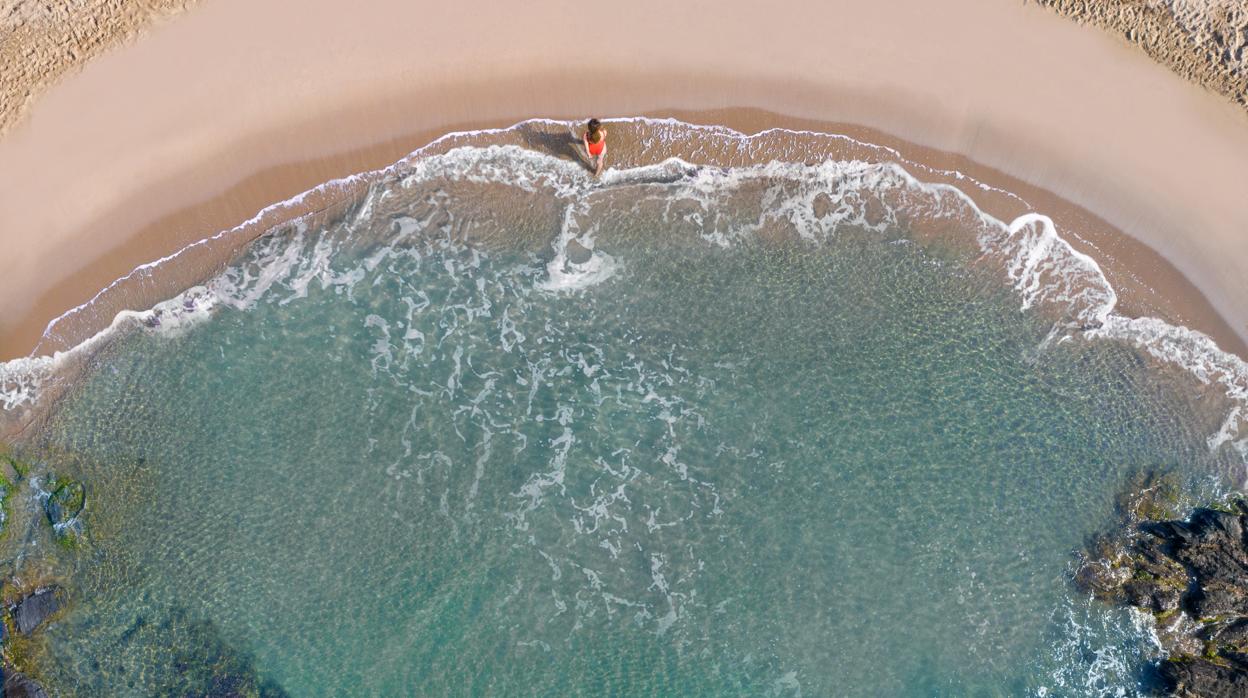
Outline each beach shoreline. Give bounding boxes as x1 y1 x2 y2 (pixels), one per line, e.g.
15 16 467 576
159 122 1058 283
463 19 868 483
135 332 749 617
2 0 1247 365
4 2 1248 690
5 104 1247 364
3 110 1246 447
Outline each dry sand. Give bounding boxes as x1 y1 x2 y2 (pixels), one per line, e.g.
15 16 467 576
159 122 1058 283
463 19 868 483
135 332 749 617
1037 0 1248 112
1 0 1247 363
0 0 202 136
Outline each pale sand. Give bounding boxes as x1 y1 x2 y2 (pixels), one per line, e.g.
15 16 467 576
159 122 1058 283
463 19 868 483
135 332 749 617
1037 0 1248 114
0 0 202 136
1 0 1247 363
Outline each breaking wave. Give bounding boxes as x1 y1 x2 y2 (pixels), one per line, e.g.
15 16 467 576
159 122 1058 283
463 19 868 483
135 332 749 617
2 117 1246 469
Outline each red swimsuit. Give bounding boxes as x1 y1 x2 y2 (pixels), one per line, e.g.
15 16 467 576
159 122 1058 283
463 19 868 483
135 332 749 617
586 132 606 156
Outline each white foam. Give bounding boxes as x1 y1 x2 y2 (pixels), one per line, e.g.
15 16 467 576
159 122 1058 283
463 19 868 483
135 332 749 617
3 117 1246 468
0 355 52 412
539 196 620 293
1039 600 1153 696
1093 314 1248 469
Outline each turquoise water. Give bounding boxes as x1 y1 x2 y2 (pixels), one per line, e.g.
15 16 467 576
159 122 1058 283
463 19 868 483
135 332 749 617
13 141 1246 696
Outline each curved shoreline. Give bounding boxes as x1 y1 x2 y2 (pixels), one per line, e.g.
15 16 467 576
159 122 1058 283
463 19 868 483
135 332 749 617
0 114 1224 356
2 0 1248 365
3 118 1248 475
4 129 1245 695
4 106 1248 363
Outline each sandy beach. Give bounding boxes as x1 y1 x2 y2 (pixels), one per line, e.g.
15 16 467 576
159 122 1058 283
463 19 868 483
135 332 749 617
9 2 1248 692
1 0 1247 364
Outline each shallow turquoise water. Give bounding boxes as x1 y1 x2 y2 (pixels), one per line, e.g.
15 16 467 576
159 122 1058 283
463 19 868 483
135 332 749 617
21 148 1242 696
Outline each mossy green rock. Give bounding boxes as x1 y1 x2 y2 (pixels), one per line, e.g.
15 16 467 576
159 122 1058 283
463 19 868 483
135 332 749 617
0 476 12 536
1116 470 1184 523
45 481 85 527
13 587 65 635
1080 490 1248 696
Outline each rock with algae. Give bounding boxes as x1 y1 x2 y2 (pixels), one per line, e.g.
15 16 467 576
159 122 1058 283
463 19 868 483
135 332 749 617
43 480 84 529
1 669 49 698
11 587 63 636
1158 653 1248 698
1077 471 1248 696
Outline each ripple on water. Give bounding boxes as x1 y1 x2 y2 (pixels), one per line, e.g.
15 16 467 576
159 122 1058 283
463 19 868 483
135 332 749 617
5 134 1244 696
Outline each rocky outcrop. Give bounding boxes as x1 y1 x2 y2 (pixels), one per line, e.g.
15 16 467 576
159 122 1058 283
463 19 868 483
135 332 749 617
1077 473 1248 696
1 669 49 698
1158 653 1248 698
0 583 61 698
44 480 84 528
1 669 48 698
11 587 63 635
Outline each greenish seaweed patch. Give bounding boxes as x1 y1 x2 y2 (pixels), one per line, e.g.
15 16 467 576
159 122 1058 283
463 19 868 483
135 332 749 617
43 475 87 550
1078 474 1248 693
0 472 13 540
1115 469 1185 523
45 478 85 526
3 631 39 679
0 445 31 481
53 531 79 551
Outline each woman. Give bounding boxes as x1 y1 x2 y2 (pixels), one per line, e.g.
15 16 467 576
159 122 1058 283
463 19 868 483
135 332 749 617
582 118 607 177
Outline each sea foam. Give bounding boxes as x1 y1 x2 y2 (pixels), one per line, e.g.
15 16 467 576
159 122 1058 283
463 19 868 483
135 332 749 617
2 118 1246 468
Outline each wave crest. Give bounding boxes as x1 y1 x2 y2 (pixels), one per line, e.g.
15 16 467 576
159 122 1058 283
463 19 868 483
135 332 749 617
2 118 1245 468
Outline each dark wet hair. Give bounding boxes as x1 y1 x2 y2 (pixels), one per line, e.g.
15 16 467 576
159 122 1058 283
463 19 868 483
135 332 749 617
587 118 601 134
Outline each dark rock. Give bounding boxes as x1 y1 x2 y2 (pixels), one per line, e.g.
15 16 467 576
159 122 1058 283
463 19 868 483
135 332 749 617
1118 535 1190 613
45 480 85 527
135 607 289 697
2 670 49 698
565 239 593 265
12 587 64 635
1074 533 1130 601
1122 575 1184 614
1204 619 1248 652
1142 508 1248 619
1078 476 1248 696
1074 529 1188 612
1158 653 1248 698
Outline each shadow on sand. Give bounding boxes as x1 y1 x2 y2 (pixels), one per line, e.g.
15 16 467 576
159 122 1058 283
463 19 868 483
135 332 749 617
516 122 589 172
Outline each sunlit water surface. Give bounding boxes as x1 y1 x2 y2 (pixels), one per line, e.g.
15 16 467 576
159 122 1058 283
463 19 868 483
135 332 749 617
21 148 1242 696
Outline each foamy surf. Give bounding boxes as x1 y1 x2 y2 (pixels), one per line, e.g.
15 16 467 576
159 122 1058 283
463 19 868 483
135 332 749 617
9 117 1244 696
540 193 620 292
2 117 1246 474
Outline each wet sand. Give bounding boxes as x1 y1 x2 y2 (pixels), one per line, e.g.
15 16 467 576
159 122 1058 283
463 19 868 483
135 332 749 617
1 0 1247 363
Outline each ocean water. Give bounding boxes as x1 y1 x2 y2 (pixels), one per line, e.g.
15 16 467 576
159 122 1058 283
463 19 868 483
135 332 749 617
6 125 1248 696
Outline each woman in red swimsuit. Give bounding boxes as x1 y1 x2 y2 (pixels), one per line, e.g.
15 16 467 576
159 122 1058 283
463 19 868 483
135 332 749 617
582 118 607 177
